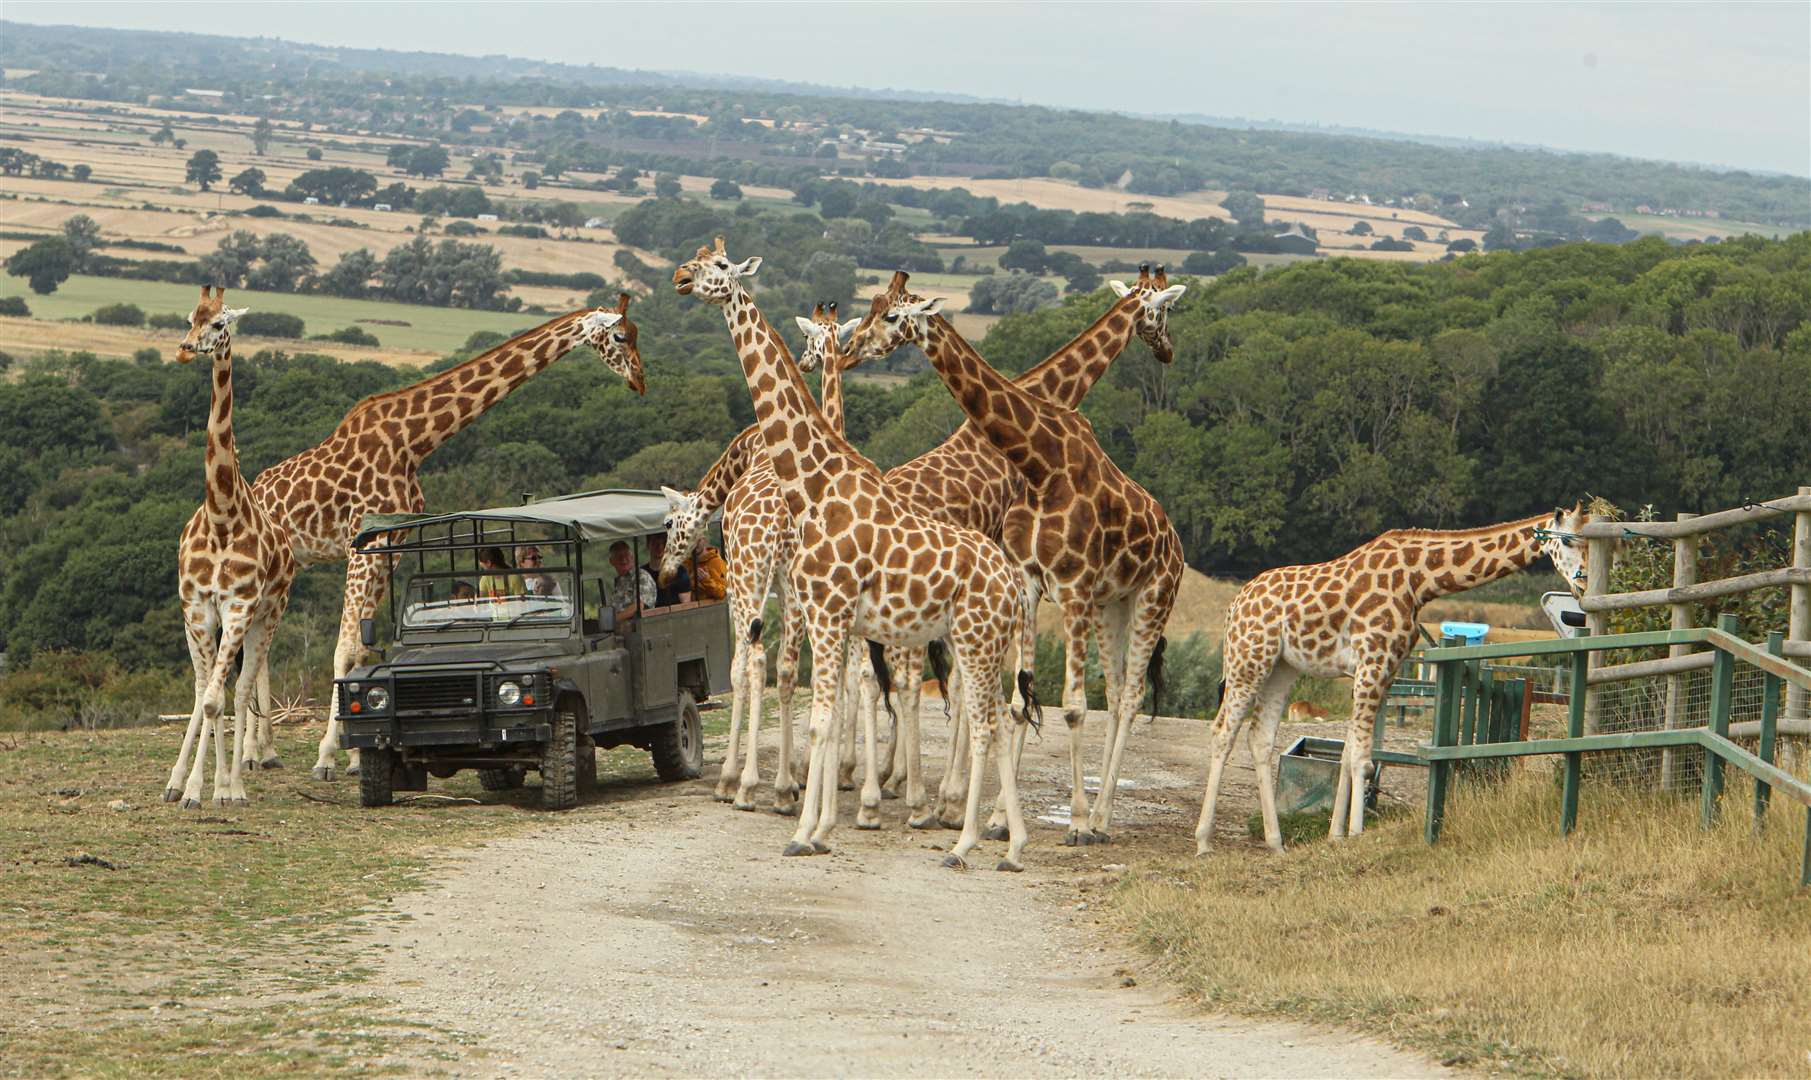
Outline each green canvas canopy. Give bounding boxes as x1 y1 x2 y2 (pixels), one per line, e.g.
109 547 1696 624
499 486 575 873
353 489 673 552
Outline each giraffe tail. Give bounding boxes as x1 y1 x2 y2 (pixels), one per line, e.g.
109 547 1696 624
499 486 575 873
925 639 952 721
746 617 763 645
866 640 899 726
1017 669 1041 731
1143 636 1168 724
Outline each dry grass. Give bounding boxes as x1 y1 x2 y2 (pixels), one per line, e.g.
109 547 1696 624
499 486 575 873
1117 769 1811 1077
861 175 1233 222
0 315 444 368
1038 567 1242 640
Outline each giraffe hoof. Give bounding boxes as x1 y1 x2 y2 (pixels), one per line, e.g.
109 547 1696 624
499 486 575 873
938 817 964 831
995 859 1024 873
810 839 831 854
162 787 181 803
345 765 360 777
981 825 1010 842
940 853 968 870
311 767 335 782
1063 829 1086 846
732 799 756 812
879 786 900 800
772 801 799 818
242 759 259 772
179 797 202 810
713 791 735 803
855 815 881 831
260 757 283 770
837 781 856 792
1083 830 1111 845
782 842 814 857
908 814 938 830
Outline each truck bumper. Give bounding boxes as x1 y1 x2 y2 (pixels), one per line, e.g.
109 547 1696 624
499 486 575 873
341 714 553 751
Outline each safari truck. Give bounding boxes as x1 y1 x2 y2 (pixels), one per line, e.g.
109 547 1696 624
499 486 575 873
336 490 730 809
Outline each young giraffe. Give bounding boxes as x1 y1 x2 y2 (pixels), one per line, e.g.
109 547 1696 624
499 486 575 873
247 298 646 780
164 287 299 808
1196 505 1593 852
675 238 1032 868
862 266 1186 825
659 303 864 814
850 271 1185 846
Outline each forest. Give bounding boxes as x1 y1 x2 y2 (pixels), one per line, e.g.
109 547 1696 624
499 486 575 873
1 229 1806 722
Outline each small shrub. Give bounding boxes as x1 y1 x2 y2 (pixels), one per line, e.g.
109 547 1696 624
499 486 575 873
0 295 29 316
497 223 548 239
91 302 146 326
444 220 482 236
133 347 162 366
147 311 188 330
243 204 284 218
236 311 305 339
313 325 380 346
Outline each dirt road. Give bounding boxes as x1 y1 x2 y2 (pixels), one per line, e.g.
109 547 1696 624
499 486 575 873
366 706 1446 1078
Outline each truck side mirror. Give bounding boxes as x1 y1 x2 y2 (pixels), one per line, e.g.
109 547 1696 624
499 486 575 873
359 618 377 648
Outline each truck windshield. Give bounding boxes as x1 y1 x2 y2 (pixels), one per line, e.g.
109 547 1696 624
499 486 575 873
401 572 576 630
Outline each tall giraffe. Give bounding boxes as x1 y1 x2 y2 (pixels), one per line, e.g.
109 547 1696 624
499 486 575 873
658 303 863 813
675 238 1032 868
1196 505 1592 851
850 271 1185 846
859 267 1186 823
164 287 299 808
246 298 646 780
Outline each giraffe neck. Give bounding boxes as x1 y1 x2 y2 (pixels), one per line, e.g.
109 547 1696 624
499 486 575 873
693 423 765 512
1403 512 1549 607
819 358 848 436
1015 294 1142 409
922 314 1051 477
720 285 856 522
359 310 592 461
202 337 251 528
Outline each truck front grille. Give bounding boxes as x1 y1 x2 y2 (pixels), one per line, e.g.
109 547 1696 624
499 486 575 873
395 674 480 713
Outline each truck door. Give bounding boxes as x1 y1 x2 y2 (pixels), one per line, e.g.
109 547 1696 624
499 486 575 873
638 620 677 710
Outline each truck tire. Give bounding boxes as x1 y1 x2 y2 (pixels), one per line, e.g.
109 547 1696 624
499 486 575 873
540 701 581 810
577 734 598 795
652 692 703 782
478 766 525 791
360 747 396 807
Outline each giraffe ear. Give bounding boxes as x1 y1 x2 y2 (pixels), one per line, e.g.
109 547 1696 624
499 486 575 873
586 311 623 332
733 255 761 277
906 296 945 319
1152 283 1187 308
1108 280 1131 298
794 315 817 336
218 307 249 325
659 485 689 509
837 317 862 343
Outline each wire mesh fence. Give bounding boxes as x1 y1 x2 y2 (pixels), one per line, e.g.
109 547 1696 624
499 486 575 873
1583 666 1805 791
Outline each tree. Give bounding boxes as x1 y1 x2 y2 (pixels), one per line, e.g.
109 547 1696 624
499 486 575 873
1482 221 1516 251
306 147 324 161
229 167 267 198
406 144 450 178
71 163 91 182
317 248 378 299
817 185 858 219
1402 225 1429 241
522 171 540 190
968 272 1059 315
198 230 264 288
185 149 222 191
710 178 743 200
1221 191 1265 226
288 167 378 206
1446 237 1479 253
246 234 317 292
251 116 273 156
1064 262 1103 293
999 238 1049 273
149 123 175 146
1181 249 1245 276
61 214 102 269
1348 220 1373 236
654 172 683 198
5 238 77 294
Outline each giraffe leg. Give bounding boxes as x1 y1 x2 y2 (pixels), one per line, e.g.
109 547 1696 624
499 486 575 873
786 629 847 856
1247 667 1299 853
253 657 280 769
811 660 844 850
1335 663 1395 839
1086 589 1172 841
187 610 250 808
314 556 379 781
838 649 868 791
856 645 884 829
944 644 1020 870
895 649 934 828
1057 598 1098 845
734 637 766 811
934 665 969 828
879 645 917 797
984 577 1042 841
717 635 748 802
771 586 803 815
1074 600 1132 843
1194 680 1260 854
224 613 278 804
166 603 217 803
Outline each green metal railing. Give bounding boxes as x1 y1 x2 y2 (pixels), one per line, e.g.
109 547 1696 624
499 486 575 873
1419 614 1811 886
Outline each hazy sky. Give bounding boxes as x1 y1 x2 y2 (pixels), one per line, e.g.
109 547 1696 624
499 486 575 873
8 1 1809 176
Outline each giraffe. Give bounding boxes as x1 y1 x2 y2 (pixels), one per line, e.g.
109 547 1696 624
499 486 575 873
849 271 1185 846
245 297 646 780
1195 504 1593 852
675 238 1033 868
658 302 863 814
858 266 1186 825
163 287 299 808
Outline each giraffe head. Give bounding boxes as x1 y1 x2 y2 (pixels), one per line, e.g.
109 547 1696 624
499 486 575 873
1107 263 1187 364
846 270 944 362
657 485 709 587
579 292 647 395
175 285 248 363
794 301 863 374
1538 501 1593 597
672 235 760 304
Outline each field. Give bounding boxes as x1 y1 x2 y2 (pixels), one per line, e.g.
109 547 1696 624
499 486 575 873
1586 211 1793 242
0 274 543 362
861 174 1235 222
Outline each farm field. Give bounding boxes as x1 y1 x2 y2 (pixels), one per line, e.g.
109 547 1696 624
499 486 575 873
862 174 1234 222
0 274 543 360
1587 211 1792 242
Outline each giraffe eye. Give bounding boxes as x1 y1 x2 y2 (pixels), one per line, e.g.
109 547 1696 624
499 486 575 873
716 259 729 269
612 331 625 343
884 313 898 323
211 320 224 329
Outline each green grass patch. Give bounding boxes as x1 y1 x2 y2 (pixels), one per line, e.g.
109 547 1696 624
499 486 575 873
0 275 540 355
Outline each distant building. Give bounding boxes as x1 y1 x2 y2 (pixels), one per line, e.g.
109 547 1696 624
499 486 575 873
1310 188 1331 201
584 216 607 229
476 213 499 222
1581 201 1613 213
182 88 226 100
373 203 392 212
303 196 320 205
1272 222 1318 254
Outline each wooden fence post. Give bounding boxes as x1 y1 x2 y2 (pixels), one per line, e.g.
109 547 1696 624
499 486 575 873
1584 537 1614 735
1702 613 1738 828
1662 512 1698 791
1787 486 1811 729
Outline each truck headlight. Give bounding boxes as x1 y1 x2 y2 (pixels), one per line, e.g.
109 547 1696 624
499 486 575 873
364 686 390 712
497 680 521 706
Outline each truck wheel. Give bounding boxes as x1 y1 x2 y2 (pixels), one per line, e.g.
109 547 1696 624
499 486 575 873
652 692 703 782
360 747 396 807
478 766 525 791
540 702 580 811
577 734 598 795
